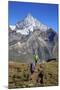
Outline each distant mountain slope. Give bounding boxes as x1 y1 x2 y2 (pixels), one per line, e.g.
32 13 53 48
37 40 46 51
9 14 58 62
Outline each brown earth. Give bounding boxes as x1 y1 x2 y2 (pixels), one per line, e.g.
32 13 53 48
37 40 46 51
8 60 58 89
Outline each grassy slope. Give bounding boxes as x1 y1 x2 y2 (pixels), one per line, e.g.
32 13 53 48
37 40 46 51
8 61 58 89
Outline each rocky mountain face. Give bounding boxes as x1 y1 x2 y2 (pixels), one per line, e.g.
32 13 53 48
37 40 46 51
9 14 58 63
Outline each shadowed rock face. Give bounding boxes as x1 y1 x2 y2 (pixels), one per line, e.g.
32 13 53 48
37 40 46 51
9 14 58 63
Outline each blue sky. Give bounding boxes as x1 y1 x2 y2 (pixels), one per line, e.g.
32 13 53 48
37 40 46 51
8 1 58 32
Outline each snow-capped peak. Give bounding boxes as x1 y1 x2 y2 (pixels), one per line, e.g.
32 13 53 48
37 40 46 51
10 13 48 35
24 13 36 26
9 25 16 30
16 13 36 29
25 13 34 20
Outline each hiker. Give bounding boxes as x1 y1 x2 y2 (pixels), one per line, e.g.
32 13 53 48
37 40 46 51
30 62 35 74
37 64 44 84
33 54 39 65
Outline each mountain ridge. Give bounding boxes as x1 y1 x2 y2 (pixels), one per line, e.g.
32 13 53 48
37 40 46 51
9 13 48 35
9 14 58 63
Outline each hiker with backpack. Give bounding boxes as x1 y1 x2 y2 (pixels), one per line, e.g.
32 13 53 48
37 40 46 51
30 62 35 74
33 54 39 66
30 54 39 74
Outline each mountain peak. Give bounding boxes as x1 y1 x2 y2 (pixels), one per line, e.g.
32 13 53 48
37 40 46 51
24 13 35 24
15 14 48 35
26 13 33 18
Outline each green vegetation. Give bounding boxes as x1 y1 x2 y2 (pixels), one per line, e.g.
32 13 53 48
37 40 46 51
8 60 58 89
33 54 39 65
